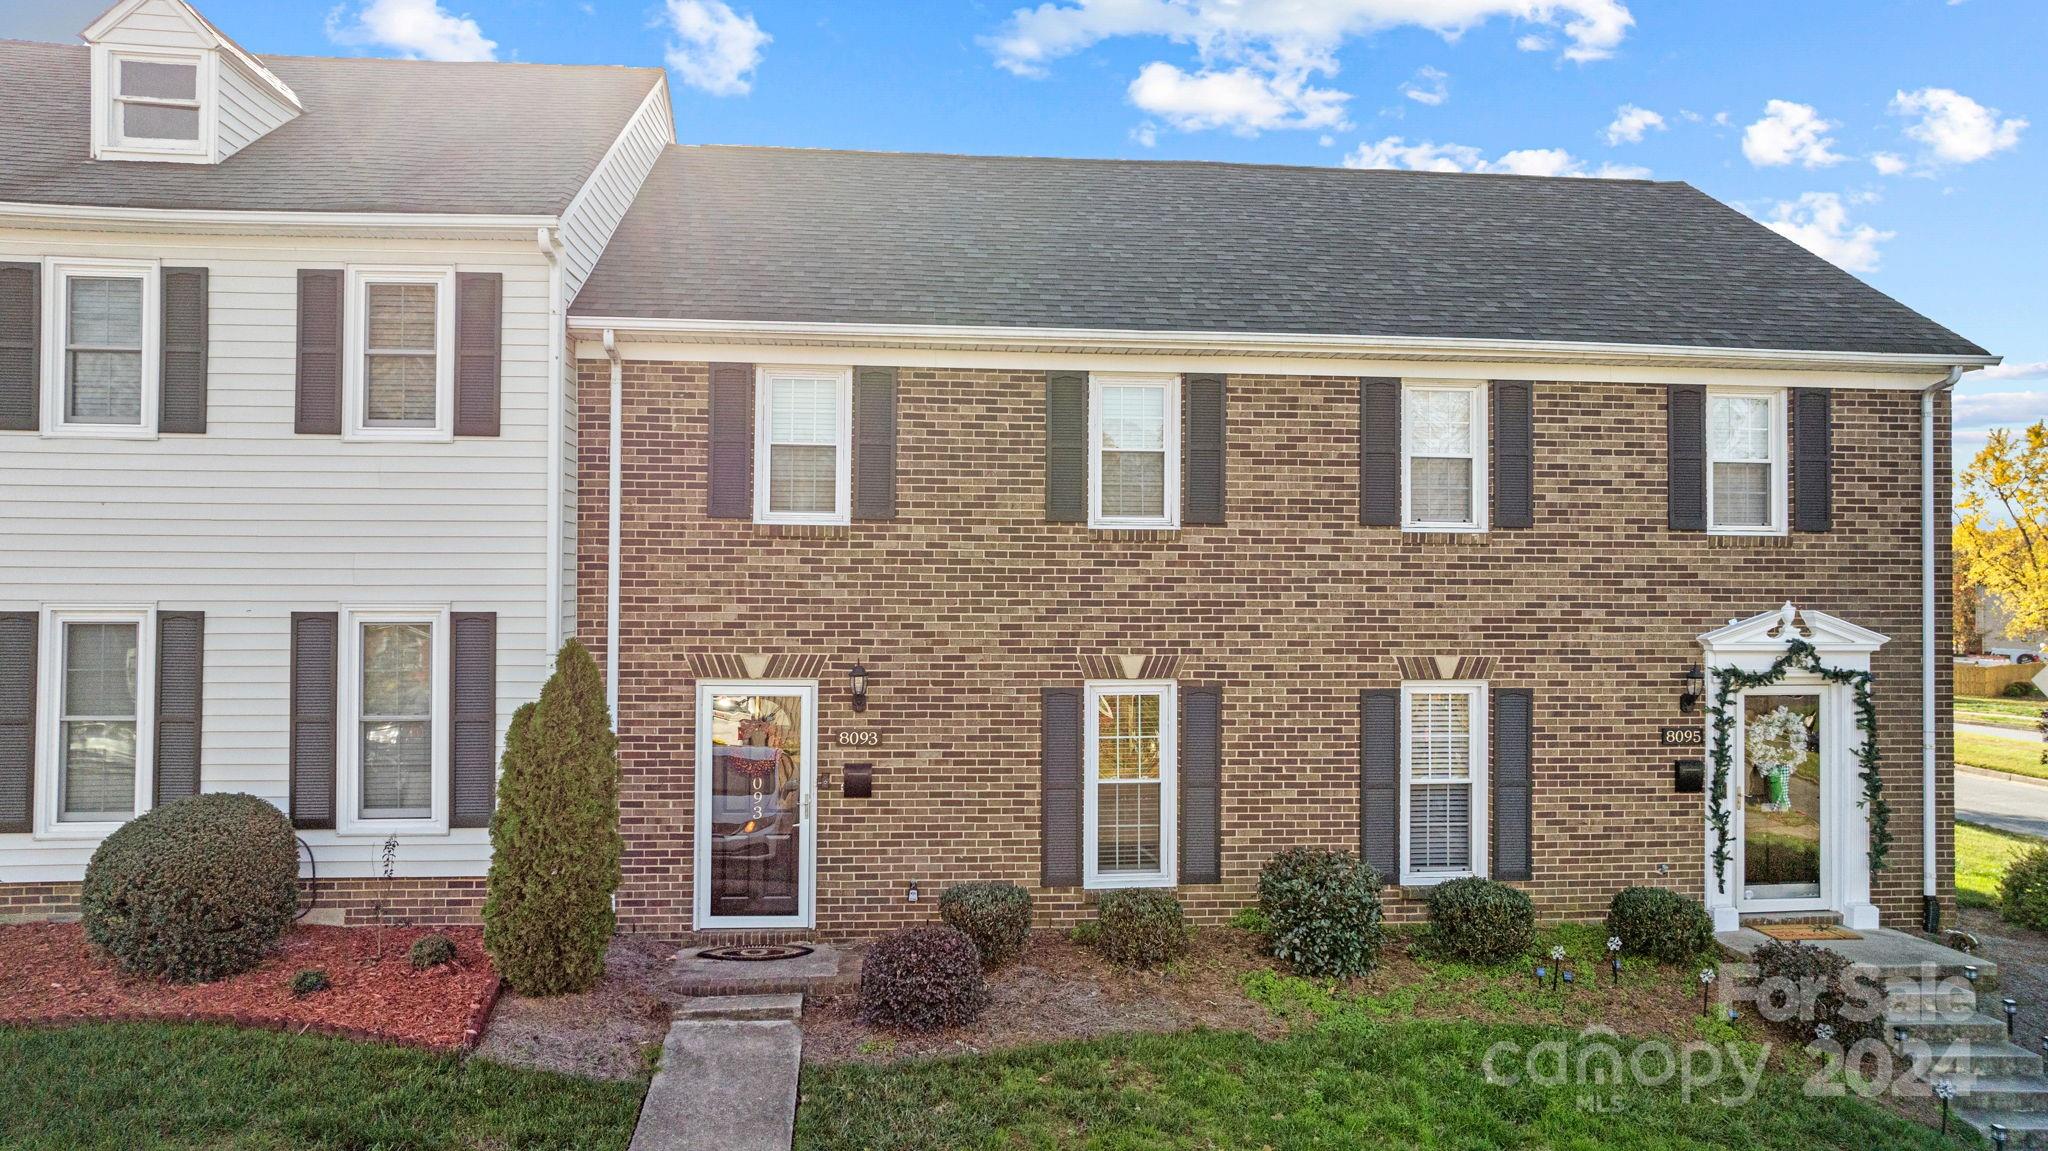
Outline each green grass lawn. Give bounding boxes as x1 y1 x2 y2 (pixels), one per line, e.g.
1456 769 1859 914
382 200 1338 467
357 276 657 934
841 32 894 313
1959 693 2047 733
0 1022 646 1151
1957 820 2045 909
1956 728 2048 780
796 1018 1970 1150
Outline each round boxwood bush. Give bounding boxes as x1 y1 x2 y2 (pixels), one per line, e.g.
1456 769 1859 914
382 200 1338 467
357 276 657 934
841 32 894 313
1257 847 1386 978
938 881 1034 968
1422 877 1534 965
81 792 300 982
409 933 458 970
859 925 988 1032
1605 886 1715 964
2000 846 2048 932
1096 889 1189 968
289 969 331 998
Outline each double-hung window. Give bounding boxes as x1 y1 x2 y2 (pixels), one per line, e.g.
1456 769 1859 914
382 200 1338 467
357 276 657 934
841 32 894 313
40 608 154 834
1706 388 1786 534
1403 381 1487 531
1083 680 1178 888
754 366 852 525
340 609 448 832
1089 374 1179 529
45 258 159 436
345 268 455 440
1400 681 1488 885
111 53 204 153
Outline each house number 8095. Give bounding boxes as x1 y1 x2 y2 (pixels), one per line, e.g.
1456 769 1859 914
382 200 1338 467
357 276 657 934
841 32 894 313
835 730 881 748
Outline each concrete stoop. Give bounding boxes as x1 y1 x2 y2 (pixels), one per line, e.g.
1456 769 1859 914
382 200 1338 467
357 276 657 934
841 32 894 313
670 942 857 998
629 998 805 1151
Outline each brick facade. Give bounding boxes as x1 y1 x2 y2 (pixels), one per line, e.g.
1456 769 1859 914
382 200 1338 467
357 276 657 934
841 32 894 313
578 359 1954 940
0 878 484 927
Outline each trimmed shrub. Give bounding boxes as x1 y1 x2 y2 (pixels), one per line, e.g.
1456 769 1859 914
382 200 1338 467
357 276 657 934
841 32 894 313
410 933 458 970
289 969 331 998
2000 846 2048 932
1068 919 1101 947
1095 889 1189 968
2000 679 2045 700
484 641 623 996
1257 848 1386 979
81 792 299 983
859 925 988 1032
1606 886 1716 965
1422 877 1534 965
1751 939 1886 1047
938 882 1034 968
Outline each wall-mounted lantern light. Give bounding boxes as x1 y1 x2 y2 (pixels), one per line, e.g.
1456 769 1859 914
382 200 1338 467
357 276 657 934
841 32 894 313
850 663 868 713
1680 664 1704 714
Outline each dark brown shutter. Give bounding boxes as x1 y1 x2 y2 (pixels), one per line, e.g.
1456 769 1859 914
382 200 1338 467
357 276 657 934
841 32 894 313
1793 388 1832 532
1183 373 1226 525
853 366 898 520
1492 380 1533 529
449 612 496 828
158 267 208 434
0 613 35 833
0 262 37 432
1492 688 1533 882
295 270 343 435
1359 688 1399 880
1179 686 1222 884
1359 377 1401 526
1667 384 1706 532
708 362 754 519
1040 687 1083 886
454 272 502 437
153 611 204 805
288 612 339 829
1045 371 1087 523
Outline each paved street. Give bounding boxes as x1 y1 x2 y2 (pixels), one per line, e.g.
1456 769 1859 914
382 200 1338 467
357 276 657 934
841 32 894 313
1959 766 2048 840
1962 721 2044 743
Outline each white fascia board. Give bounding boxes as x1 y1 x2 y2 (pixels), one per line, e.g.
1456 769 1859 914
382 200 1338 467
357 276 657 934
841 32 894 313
0 201 559 239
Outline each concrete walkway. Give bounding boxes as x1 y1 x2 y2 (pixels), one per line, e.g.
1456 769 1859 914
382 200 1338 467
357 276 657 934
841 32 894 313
1960 765 2048 841
629 996 803 1151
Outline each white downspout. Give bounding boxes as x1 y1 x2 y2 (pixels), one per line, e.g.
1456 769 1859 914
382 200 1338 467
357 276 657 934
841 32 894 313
538 226 566 653
604 329 622 725
1923 366 1963 931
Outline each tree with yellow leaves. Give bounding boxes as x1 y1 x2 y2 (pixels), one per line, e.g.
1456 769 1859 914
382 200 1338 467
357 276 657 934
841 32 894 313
1956 422 2048 641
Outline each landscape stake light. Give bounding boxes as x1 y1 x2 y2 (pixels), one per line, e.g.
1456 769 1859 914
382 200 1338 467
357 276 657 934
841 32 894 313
2006 998 2020 1039
1608 936 1623 986
1698 967 1716 1015
1990 1122 2008 1149
1965 965 1981 987
1934 1079 1956 1136
1549 945 1567 991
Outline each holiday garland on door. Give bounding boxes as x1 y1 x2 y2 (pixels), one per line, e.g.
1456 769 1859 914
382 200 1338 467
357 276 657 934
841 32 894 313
1705 637 1891 886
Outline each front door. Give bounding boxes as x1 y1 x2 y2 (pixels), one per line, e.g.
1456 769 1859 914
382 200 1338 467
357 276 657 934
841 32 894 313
694 681 816 928
1735 687 1829 912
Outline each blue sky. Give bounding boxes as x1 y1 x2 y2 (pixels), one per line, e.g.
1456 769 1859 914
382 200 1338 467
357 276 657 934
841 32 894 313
10 0 2045 460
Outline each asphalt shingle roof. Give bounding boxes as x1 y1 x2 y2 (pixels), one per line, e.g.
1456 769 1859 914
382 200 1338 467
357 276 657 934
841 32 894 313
0 40 662 216
573 145 1986 358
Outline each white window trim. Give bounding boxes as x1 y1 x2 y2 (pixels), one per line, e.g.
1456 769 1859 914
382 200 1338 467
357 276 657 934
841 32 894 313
41 257 161 440
92 45 217 164
343 266 457 443
1398 679 1489 886
1087 373 1181 530
691 679 821 930
1705 386 1789 536
35 605 156 841
336 606 451 836
752 365 854 526
1081 679 1179 890
1401 379 1489 533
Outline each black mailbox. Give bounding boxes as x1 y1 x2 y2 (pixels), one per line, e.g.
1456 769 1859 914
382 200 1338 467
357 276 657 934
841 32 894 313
1673 759 1705 794
844 763 874 799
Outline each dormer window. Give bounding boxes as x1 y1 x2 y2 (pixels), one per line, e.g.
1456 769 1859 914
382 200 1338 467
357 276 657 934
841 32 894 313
114 54 203 150
82 0 301 166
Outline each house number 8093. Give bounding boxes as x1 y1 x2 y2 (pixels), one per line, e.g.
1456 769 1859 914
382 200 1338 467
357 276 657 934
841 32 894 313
835 730 881 748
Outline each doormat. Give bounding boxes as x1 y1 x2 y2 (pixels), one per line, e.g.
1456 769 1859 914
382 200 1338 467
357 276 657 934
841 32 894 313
696 944 816 962
1752 924 1861 942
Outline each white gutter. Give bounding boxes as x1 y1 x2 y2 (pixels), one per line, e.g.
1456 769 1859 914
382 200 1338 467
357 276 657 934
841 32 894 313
0 201 558 235
1923 367 1964 930
604 328 623 726
539 226 566 654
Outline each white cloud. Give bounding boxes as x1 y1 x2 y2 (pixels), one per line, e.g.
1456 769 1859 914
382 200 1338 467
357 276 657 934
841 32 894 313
661 0 769 96
1759 192 1893 272
1871 151 1909 176
1978 362 2048 382
1955 390 2048 423
1605 103 1665 145
1741 100 1845 168
1344 135 1647 178
1516 33 1551 51
325 0 496 61
1401 66 1448 106
1128 61 1350 133
1891 87 2026 165
1130 121 1159 147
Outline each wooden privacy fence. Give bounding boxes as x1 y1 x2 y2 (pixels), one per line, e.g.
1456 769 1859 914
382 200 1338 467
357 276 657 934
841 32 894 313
1955 661 2045 698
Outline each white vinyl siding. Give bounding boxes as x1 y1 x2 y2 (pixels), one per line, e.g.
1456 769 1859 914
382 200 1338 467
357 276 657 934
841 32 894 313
44 258 159 438
1707 389 1787 535
557 79 673 302
1082 681 1178 889
1088 374 1180 529
1402 381 1487 532
1400 681 1488 885
346 268 455 441
753 367 852 525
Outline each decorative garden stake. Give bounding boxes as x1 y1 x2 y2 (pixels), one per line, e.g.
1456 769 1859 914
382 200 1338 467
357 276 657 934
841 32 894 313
1607 936 1623 987
374 834 399 961
2006 998 2020 1039
1550 945 1567 991
1698 966 1716 1015
1813 1023 1834 1045
1934 1078 1956 1136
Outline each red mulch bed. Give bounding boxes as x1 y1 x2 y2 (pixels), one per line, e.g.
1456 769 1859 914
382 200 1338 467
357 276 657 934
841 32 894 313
0 922 502 1052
